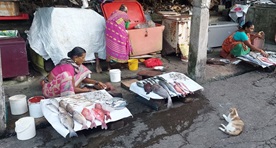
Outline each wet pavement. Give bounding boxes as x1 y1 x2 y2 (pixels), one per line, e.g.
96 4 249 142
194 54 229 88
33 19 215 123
1 44 276 147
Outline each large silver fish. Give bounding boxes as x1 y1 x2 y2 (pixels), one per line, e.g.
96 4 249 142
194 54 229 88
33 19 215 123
158 81 173 108
59 106 68 114
66 103 75 114
46 104 59 114
72 111 88 130
58 113 78 138
49 99 59 108
59 100 67 109
156 76 180 97
151 84 172 108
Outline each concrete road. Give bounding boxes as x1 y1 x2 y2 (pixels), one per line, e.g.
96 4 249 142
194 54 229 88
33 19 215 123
1 70 276 148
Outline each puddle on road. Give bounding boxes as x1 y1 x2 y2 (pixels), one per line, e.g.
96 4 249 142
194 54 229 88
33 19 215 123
86 92 213 147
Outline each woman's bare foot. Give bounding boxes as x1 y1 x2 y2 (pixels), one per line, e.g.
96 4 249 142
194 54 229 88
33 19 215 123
96 64 102 73
94 53 102 73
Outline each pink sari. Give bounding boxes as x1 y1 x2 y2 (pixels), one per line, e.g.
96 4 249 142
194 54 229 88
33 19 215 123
106 10 132 63
42 64 91 98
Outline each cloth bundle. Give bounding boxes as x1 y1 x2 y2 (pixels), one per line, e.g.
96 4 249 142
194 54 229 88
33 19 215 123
144 58 163 68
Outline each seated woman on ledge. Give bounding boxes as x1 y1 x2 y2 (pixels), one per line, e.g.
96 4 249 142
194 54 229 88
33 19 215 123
41 46 112 98
220 21 269 59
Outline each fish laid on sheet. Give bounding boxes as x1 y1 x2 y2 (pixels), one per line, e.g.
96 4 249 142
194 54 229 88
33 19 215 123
156 76 180 97
95 103 111 120
58 113 78 138
158 81 173 108
81 108 97 128
66 103 75 114
174 83 186 97
143 82 152 94
46 104 59 114
72 111 88 130
59 106 68 114
49 99 59 108
151 84 172 108
59 100 67 109
92 108 107 129
92 103 109 129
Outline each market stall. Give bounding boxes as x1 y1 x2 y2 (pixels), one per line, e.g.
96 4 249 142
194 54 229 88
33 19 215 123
41 90 132 138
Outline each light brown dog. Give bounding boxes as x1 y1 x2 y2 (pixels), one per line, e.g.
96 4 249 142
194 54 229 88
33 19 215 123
219 108 244 136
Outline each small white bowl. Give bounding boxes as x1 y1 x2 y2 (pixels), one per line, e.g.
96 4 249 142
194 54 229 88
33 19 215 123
153 66 164 71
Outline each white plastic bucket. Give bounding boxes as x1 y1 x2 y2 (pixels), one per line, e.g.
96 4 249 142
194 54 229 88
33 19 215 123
9 94 28 115
28 96 45 118
109 69 121 82
15 117 36 140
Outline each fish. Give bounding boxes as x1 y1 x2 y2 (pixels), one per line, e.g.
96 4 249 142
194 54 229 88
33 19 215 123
174 83 186 97
136 81 144 88
156 76 166 82
46 104 59 114
177 81 193 94
148 78 157 84
92 107 108 129
113 100 127 110
151 84 172 108
158 81 173 108
49 99 59 108
95 103 111 120
143 82 152 94
72 111 88 130
175 81 190 95
59 106 68 114
59 100 67 109
58 113 78 138
81 108 97 128
66 103 75 114
167 82 181 97
156 76 180 97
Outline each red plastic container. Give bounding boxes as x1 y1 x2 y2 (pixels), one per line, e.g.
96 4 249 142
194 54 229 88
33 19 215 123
0 37 29 78
101 0 165 56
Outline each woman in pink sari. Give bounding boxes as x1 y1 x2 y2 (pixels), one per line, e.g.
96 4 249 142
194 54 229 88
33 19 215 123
41 47 109 98
105 4 132 70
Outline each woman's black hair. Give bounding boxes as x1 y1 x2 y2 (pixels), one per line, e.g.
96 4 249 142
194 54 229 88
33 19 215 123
242 21 253 29
67 47 86 58
119 4 127 12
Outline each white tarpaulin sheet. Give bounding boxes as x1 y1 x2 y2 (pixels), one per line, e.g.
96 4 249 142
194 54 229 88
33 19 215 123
41 90 132 138
28 7 106 65
237 51 276 68
129 72 204 100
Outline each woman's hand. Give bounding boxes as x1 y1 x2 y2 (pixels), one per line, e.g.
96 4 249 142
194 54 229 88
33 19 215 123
260 50 269 57
82 87 92 92
258 31 265 38
94 82 107 90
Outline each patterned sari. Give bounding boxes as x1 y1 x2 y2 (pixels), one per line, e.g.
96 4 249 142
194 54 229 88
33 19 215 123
106 10 132 63
222 32 251 57
42 59 91 98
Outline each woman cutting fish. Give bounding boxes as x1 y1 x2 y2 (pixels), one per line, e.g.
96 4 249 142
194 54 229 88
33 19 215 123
220 21 268 58
41 46 111 98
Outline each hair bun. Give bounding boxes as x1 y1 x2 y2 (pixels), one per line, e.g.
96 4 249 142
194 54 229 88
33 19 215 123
67 51 72 57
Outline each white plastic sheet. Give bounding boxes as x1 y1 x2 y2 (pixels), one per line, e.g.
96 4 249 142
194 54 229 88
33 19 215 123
28 7 106 65
129 72 204 100
41 90 133 138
